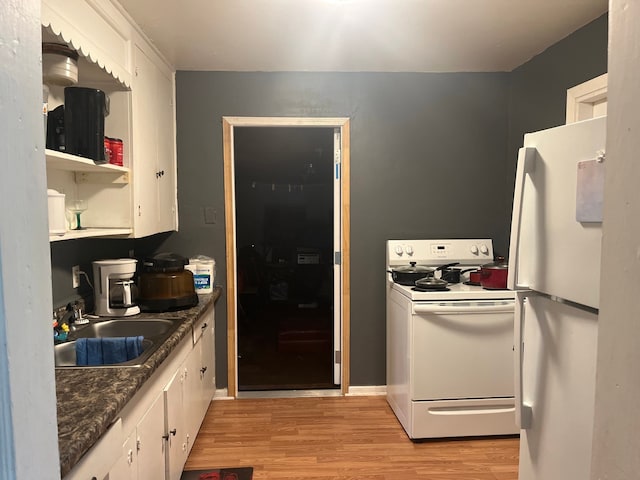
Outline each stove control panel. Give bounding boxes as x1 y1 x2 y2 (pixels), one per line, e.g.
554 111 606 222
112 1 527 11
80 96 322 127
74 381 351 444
387 239 494 266
431 243 451 257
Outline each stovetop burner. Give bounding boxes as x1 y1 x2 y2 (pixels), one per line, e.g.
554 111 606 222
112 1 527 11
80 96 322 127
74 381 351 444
392 280 514 301
412 286 450 292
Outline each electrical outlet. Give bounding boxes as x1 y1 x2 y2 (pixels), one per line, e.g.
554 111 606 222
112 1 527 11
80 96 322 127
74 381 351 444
72 265 80 289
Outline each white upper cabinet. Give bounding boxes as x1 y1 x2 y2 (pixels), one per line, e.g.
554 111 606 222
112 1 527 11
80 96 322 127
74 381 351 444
132 43 178 237
42 0 177 241
41 0 133 87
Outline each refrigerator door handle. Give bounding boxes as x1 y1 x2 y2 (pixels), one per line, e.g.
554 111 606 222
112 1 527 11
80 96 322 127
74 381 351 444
514 290 533 429
507 147 536 291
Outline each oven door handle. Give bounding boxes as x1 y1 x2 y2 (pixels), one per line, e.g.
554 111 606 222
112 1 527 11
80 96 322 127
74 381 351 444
413 302 514 315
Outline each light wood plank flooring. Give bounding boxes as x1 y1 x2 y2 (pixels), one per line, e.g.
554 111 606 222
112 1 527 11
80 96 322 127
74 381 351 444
185 395 519 480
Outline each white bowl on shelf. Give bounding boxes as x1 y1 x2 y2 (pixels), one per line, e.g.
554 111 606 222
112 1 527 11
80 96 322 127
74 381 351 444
42 43 79 86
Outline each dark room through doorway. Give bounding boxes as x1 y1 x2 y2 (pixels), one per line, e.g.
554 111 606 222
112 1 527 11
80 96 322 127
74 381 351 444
234 126 339 391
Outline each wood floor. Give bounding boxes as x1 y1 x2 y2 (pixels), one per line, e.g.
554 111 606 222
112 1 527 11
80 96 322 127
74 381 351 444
185 395 520 480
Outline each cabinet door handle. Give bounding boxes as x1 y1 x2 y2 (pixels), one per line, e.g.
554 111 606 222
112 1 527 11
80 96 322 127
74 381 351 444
201 323 208 330
200 366 207 374
162 428 177 440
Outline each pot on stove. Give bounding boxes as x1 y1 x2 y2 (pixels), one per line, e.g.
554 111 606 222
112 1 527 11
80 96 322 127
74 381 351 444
414 276 448 290
464 269 483 286
441 267 478 284
479 257 509 290
388 262 434 286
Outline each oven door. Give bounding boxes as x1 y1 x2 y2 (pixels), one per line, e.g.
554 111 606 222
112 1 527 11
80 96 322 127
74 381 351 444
411 299 515 400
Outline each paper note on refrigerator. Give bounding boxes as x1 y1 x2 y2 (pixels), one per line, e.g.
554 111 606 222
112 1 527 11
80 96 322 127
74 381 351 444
576 159 605 223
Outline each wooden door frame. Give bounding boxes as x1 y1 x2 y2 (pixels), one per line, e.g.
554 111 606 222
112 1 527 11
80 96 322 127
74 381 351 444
222 116 351 398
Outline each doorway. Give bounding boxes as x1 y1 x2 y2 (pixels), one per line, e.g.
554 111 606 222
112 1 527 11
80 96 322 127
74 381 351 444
222 117 351 398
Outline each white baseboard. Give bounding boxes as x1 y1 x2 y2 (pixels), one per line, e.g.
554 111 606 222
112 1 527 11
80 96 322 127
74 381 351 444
214 386 388 399
213 388 233 400
346 385 387 396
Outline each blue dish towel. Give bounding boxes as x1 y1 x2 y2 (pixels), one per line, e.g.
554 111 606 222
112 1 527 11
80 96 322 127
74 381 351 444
75 336 144 366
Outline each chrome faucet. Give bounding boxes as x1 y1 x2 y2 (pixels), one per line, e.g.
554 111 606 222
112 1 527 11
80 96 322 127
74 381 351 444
61 301 89 331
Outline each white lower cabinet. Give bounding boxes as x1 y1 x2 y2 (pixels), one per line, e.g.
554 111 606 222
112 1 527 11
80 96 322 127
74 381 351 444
64 418 123 480
164 314 216 480
136 393 167 480
112 435 136 480
184 311 216 453
66 306 216 480
200 320 216 412
184 341 204 456
110 393 166 480
164 368 188 480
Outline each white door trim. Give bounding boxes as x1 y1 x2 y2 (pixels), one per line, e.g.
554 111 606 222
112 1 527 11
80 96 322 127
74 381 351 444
566 73 608 124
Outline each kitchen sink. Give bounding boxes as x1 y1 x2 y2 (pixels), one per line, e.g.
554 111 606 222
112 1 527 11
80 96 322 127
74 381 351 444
72 318 176 339
54 318 182 368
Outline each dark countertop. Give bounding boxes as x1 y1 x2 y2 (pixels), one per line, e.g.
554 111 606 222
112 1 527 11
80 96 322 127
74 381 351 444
56 287 222 478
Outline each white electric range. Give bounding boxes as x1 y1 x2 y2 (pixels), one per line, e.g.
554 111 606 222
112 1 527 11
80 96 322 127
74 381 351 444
386 239 518 439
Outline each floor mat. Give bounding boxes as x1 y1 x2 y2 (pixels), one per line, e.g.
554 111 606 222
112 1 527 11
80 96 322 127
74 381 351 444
180 467 253 480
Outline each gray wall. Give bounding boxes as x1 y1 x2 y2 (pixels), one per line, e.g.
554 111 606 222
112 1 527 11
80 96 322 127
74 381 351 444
165 72 511 387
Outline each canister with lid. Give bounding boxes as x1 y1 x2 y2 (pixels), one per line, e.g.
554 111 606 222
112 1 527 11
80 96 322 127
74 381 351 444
188 255 216 294
47 189 66 235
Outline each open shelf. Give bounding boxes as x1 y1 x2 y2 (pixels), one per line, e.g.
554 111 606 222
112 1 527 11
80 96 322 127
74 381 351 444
46 149 129 174
49 227 132 242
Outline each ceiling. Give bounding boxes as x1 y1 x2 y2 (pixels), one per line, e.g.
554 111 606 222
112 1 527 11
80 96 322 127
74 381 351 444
118 0 607 73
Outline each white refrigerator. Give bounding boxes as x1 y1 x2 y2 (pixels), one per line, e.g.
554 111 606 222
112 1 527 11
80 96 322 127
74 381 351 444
508 115 606 480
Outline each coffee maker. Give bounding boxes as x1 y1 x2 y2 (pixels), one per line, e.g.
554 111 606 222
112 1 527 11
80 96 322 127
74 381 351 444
93 259 140 317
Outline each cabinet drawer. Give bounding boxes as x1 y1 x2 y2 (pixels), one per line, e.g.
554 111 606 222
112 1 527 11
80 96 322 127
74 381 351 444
410 399 517 439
